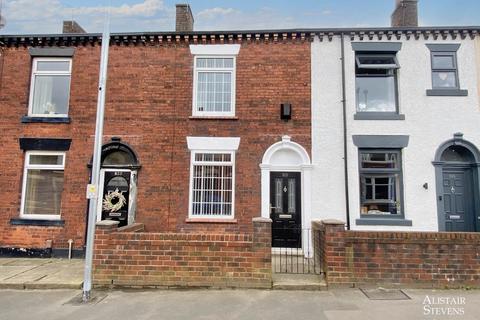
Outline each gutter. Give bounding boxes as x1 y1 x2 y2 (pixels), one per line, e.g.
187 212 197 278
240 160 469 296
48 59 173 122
340 33 351 230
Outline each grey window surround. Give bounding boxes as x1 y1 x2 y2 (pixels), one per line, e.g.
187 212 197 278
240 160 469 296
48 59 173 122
426 89 468 96
355 218 412 226
21 116 71 124
352 135 409 148
354 112 405 120
426 43 467 96
10 218 65 227
352 42 402 52
426 44 460 52
28 47 75 57
357 148 407 221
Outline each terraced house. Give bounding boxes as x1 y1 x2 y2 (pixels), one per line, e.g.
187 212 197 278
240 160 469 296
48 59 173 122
0 1 479 288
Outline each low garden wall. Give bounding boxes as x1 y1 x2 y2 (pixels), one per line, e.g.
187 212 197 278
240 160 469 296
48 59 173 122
93 217 272 289
313 220 480 288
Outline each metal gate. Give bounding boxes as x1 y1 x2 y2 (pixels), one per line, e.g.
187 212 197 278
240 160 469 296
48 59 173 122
271 228 322 274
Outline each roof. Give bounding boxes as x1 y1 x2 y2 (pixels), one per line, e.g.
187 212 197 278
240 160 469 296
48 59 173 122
1 26 479 47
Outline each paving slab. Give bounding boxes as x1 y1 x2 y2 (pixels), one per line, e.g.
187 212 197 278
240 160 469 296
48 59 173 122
2 258 52 267
0 258 84 290
0 266 37 280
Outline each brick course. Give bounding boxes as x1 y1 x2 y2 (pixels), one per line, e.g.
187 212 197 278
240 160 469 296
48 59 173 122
313 220 480 288
0 39 311 251
93 218 272 288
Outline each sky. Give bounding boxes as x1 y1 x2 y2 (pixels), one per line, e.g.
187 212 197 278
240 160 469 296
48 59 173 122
1 0 479 35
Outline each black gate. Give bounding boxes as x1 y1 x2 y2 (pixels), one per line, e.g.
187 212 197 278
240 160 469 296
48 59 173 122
271 228 322 274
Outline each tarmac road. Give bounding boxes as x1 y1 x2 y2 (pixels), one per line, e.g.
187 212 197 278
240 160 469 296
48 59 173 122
0 288 479 320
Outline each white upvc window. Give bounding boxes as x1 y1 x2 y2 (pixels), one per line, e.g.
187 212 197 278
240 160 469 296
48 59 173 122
190 45 240 117
28 57 72 117
20 151 66 219
187 137 240 219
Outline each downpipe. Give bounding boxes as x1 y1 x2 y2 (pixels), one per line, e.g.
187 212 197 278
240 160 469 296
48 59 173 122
340 33 351 230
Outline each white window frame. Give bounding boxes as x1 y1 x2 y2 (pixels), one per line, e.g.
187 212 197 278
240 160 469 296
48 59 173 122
192 56 236 117
28 57 72 118
190 45 240 117
20 151 66 220
187 137 240 220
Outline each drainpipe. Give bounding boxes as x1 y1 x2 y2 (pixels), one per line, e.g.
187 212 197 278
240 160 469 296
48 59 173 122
340 33 351 230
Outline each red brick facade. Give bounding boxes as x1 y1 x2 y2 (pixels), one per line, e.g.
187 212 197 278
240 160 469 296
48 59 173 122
314 220 480 288
93 218 272 288
0 38 311 252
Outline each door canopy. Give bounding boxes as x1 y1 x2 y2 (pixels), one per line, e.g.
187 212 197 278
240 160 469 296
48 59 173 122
89 137 141 169
261 136 311 167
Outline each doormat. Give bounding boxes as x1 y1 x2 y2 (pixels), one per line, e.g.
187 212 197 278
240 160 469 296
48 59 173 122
360 288 410 300
63 292 108 306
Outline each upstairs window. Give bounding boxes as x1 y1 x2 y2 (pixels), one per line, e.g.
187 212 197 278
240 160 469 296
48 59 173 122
28 58 72 117
355 53 400 113
426 44 467 96
194 57 235 115
190 45 240 117
431 51 458 89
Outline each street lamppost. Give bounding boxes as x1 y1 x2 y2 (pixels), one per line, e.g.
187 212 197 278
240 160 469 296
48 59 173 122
83 9 111 303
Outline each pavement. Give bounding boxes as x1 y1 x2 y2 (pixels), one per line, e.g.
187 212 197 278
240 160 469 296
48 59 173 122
0 288 479 320
0 258 84 289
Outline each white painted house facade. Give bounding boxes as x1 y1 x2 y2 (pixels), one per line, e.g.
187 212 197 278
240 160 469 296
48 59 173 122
311 32 480 232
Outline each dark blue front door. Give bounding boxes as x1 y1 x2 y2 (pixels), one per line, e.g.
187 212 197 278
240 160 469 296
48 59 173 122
442 169 475 232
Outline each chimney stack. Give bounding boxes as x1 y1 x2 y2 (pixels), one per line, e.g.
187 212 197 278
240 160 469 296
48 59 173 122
176 4 194 32
391 0 418 27
62 21 86 34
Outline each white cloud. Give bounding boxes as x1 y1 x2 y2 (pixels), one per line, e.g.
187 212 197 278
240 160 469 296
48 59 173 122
195 7 297 31
197 7 238 20
2 0 174 34
321 10 332 15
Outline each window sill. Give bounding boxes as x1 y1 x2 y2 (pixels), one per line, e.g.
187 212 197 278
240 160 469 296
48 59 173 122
21 116 71 124
426 89 468 96
355 217 412 226
10 218 65 227
189 116 238 121
354 112 405 120
185 218 238 224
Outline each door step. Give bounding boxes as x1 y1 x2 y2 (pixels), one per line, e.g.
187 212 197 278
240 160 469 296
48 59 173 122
272 274 327 291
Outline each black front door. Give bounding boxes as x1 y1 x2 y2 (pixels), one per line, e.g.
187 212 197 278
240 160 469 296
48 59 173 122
442 168 475 232
101 171 130 227
270 172 301 248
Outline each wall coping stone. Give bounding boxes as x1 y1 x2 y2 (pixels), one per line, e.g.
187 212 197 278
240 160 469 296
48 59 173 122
252 217 272 223
96 220 120 229
322 219 346 226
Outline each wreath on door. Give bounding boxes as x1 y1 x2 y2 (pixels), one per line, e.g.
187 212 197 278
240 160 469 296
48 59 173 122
102 188 127 212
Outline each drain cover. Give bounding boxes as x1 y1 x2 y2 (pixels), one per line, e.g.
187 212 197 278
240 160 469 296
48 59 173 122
360 288 410 300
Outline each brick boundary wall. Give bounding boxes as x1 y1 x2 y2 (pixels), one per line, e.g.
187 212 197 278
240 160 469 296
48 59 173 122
313 220 480 288
93 217 272 289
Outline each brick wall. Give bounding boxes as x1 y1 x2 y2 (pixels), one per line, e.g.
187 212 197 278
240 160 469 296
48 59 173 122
93 217 272 288
313 220 480 288
0 39 310 251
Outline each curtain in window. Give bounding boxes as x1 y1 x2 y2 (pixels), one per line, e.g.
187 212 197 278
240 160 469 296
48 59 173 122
24 169 64 215
32 76 54 115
